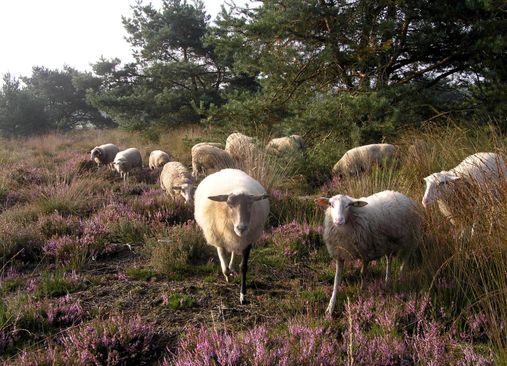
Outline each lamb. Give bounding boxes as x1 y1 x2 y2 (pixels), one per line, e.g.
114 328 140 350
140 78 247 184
315 191 422 316
113 148 143 183
149 150 172 170
422 152 507 226
194 168 270 304
332 143 398 177
266 135 306 155
90 143 119 169
225 132 257 163
160 162 195 204
191 144 236 178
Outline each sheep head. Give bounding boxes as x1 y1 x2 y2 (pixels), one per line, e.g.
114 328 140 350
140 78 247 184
315 195 367 225
422 171 460 208
173 183 195 205
208 193 269 237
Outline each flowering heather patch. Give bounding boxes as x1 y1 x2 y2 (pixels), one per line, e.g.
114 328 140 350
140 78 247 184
38 213 83 239
44 294 85 327
339 282 494 365
270 220 323 260
8 165 47 186
61 315 159 365
172 320 340 366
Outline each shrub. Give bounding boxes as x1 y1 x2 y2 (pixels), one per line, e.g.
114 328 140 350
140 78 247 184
149 221 213 276
270 221 324 262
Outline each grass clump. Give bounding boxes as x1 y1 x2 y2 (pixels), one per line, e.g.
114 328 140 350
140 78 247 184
34 270 81 299
126 267 157 281
164 292 196 310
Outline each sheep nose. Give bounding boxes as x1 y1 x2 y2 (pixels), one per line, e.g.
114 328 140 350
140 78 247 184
334 217 345 225
236 224 248 233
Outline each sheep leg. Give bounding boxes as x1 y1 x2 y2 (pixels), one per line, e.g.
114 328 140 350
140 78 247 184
326 259 344 317
239 245 252 305
384 254 392 283
228 252 237 275
217 247 230 282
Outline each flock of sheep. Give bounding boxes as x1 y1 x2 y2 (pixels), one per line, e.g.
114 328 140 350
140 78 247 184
90 133 507 315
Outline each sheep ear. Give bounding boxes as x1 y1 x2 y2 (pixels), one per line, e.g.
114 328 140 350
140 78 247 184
252 194 269 201
208 195 229 202
315 197 330 207
351 200 368 207
448 176 460 181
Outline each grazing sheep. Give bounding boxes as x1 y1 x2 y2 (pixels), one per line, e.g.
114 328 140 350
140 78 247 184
90 143 119 169
149 150 172 170
160 162 195 204
194 169 270 304
332 143 398 177
191 144 236 178
315 191 422 316
225 132 257 163
113 148 143 183
422 152 507 226
266 135 306 155
191 142 224 153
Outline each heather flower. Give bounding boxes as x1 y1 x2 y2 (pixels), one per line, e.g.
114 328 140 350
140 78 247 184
45 294 85 327
271 221 323 260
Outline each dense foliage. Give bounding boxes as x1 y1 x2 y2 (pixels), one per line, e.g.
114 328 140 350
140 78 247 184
0 0 505 136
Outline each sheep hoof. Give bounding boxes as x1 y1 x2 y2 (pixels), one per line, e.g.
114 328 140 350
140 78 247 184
325 305 334 317
240 293 249 305
223 273 230 283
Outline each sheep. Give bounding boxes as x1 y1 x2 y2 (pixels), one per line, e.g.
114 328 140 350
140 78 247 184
315 191 422 316
149 150 172 170
194 168 270 304
113 148 143 183
422 152 507 227
266 135 306 155
225 132 257 164
191 144 236 178
332 143 398 177
191 142 224 153
90 143 119 169
160 162 195 204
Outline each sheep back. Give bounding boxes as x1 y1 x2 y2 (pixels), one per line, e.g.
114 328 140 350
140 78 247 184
149 150 172 169
332 143 397 176
191 145 236 177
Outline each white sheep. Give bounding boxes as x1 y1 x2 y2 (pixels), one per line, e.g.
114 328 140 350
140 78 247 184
113 148 143 183
90 143 119 169
160 162 194 204
225 132 257 163
422 152 507 226
149 150 172 170
315 191 421 316
266 135 306 155
191 144 236 178
332 143 398 177
194 168 270 304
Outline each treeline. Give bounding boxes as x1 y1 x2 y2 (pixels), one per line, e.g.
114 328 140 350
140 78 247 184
1 0 505 140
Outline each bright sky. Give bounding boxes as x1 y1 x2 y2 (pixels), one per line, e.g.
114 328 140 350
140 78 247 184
0 0 241 80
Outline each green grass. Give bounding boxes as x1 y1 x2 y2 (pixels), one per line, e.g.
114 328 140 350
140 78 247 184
126 267 157 281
